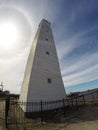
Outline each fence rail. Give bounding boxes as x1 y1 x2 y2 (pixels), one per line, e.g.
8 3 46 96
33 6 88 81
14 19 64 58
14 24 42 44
1 89 97 129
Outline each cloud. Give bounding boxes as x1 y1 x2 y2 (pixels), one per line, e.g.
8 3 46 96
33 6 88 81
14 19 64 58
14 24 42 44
61 52 98 76
0 47 29 92
57 25 98 61
63 64 98 87
56 24 98 89
0 5 33 93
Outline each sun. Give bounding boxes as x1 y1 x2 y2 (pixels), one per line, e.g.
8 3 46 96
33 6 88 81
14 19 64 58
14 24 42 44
0 21 19 49
0 6 32 58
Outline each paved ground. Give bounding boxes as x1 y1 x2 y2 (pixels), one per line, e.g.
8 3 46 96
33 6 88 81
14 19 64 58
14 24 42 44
7 120 98 130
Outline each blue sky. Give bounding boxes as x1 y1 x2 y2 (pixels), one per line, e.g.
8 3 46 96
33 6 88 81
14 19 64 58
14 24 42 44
0 0 98 93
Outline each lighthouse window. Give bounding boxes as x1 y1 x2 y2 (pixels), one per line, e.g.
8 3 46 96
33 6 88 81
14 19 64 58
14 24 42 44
45 38 48 41
46 51 49 55
47 78 52 83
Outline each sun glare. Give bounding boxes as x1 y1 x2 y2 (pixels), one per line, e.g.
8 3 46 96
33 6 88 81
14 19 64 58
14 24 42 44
0 21 19 49
0 6 32 57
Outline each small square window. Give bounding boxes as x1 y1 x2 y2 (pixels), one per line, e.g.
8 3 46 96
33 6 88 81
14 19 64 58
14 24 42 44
46 51 49 55
47 78 52 83
45 38 48 41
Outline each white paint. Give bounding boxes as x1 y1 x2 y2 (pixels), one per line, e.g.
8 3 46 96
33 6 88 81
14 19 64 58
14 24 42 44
19 19 66 112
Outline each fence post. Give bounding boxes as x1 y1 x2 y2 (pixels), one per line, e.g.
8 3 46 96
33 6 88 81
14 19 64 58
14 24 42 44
83 95 85 105
5 96 10 128
62 98 66 117
92 92 95 105
71 96 73 110
5 98 7 128
40 100 43 124
76 96 78 110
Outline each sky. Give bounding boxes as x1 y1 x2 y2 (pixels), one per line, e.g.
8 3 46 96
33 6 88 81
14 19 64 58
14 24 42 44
0 0 98 94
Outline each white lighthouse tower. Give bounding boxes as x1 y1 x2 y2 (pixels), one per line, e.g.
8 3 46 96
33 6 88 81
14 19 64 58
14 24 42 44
19 19 66 111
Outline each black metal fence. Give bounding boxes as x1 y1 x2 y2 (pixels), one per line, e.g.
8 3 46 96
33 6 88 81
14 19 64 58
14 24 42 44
3 90 98 129
67 90 98 107
6 99 67 127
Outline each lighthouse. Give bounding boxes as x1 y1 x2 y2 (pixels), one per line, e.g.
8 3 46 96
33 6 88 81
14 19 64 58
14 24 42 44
19 19 66 111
